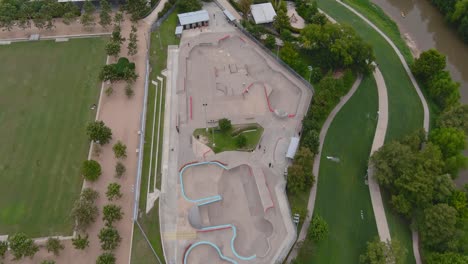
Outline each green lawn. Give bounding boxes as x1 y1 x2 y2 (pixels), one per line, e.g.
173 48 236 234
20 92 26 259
131 10 180 264
295 75 379 263
0 38 107 236
193 124 264 153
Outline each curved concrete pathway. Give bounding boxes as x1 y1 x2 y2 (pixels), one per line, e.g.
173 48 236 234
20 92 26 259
286 75 363 262
333 2 428 263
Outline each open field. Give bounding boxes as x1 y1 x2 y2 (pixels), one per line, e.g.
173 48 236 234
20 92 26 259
0 38 107 236
296 75 379 262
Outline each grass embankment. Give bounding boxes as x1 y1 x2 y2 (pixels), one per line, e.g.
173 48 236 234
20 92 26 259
130 10 180 264
193 124 264 153
318 0 423 263
295 75 379 263
0 38 107 237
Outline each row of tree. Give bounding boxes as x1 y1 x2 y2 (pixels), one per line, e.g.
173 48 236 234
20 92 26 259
429 0 468 43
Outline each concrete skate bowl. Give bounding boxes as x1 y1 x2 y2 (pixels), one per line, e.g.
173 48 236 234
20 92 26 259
180 161 279 263
219 36 304 117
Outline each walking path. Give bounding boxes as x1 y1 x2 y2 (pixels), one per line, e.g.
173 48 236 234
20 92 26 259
286 75 363 262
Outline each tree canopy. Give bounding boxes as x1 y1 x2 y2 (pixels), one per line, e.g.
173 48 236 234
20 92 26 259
420 203 458 251
411 49 446 82
359 238 407 264
178 0 201 13
8 233 39 260
86 120 112 144
287 147 314 194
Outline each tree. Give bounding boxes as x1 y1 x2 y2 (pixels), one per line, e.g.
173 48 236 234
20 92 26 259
106 183 123 201
178 0 202 13
238 0 253 18
99 0 112 28
63 11 77 25
218 118 232 133
426 252 468 264
127 25 138 56
427 70 460 109
96 252 116 264
0 240 7 259
307 215 328 242
71 189 99 231
360 237 406 264
287 147 315 194
8 233 39 260
411 49 446 82
280 42 307 76
0 3 17 31
264 34 276 49
87 120 112 144
429 127 467 176
113 12 123 25
310 13 328 26
112 141 127 159
236 134 247 148
46 237 64 256
72 234 89 250
126 0 150 22
437 104 468 134
98 227 121 250
273 7 291 33
103 204 123 226
420 203 457 250
105 41 121 57
112 25 125 44
115 162 126 178
302 129 320 154
81 0 95 28
81 160 102 181
17 3 33 29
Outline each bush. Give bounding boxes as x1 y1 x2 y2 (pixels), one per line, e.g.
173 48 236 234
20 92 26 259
218 118 232 133
106 183 123 201
105 86 113 96
98 227 121 250
125 83 134 98
99 57 138 83
72 234 89 250
302 129 320 154
96 252 116 264
41 261 56 264
115 162 126 178
102 204 123 226
236 134 248 148
308 215 329 242
87 120 112 144
81 160 102 181
157 2 173 19
178 0 202 13
8 233 39 260
112 141 127 159
0 241 7 258
71 189 99 231
46 237 64 256
264 34 276 49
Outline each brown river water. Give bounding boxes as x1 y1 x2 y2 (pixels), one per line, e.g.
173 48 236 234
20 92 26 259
370 0 468 186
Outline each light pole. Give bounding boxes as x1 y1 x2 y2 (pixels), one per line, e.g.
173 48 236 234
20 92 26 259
203 103 208 132
307 65 313 83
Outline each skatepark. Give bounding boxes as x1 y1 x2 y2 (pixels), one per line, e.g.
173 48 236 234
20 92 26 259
158 4 312 263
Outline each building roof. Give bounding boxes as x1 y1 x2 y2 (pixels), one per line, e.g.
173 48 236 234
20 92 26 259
286 137 300 159
223 9 236 22
175 26 183 35
251 3 277 24
178 10 209 26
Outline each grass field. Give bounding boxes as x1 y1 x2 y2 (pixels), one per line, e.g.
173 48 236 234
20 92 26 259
295 75 379 263
0 38 107 236
130 10 180 264
193 124 264 153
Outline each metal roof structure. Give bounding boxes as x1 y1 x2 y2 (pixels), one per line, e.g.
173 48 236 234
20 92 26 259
286 137 300 159
177 10 209 26
175 26 183 35
223 9 236 22
251 3 277 24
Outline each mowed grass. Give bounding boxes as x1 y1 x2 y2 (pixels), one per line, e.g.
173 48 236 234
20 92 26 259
0 38 107 236
193 125 264 153
296 75 379 262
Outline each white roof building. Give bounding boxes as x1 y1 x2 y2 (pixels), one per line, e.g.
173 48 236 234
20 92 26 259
251 3 277 24
286 137 300 159
177 10 210 26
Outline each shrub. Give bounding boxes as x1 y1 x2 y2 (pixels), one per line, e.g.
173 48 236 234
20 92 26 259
264 34 276 49
46 237 64 256
106 183 123 201
308 215 329 242
71 189 99 231
96 252 116 264
99 57 138 82
218 118 232 133
105 86 113 96
0 241 7 258
102 204 123 226
115 162 126 178
41 261 56 264
72 234 89 250
8 233 39 260
81 160 102 181
236 134 247 148
112 141 127 159
98 227 121 250
86 120 112 144
125 83 135 98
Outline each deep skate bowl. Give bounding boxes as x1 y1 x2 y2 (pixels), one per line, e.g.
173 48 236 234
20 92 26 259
180 162 284 263
186 35 303 118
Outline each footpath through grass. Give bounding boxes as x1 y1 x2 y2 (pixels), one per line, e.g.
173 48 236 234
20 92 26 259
0 38 107 237
131 10 180 264
296 75 379 263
